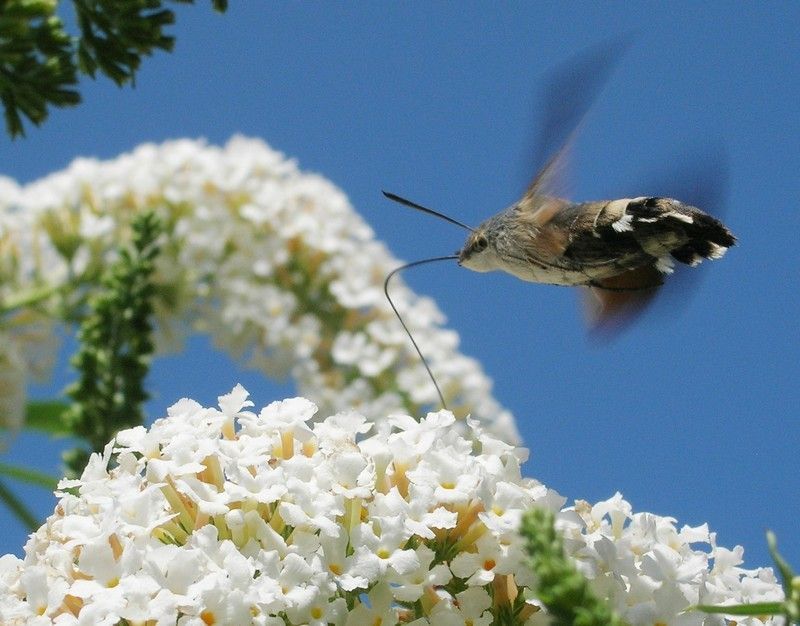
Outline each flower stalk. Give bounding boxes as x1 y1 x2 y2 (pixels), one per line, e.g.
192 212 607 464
61 211 162 476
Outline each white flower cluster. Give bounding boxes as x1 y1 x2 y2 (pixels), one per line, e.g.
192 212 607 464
564 494 785 626
0 137 517 440
0 386 561 625
0 388 784 625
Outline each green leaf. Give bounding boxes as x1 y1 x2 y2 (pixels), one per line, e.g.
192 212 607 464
766 530 800 623
1 0 227 137
24 400 71 435
694 601 784 616
0 282 63 314
767 530 796 593
0 461 58 489
0 0 78 137
0 478 40 530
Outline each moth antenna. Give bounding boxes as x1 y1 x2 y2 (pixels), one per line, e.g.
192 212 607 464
384 255 459 411
383 191 474 232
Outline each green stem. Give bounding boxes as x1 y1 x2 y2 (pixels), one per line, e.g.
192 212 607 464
0 478 39 531
0 283 63 315
0 462 58 490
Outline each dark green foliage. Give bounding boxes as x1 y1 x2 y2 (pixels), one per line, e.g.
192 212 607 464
74 0 177 84
0 0 79 137
0 0 227 137
522 507 626 626
61 211 162 476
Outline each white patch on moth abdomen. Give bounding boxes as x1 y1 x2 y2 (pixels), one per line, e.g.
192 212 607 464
656 255 676 274
612 213 634 232
708 242 728 259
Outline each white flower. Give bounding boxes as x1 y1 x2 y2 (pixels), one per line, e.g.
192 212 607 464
372 485 457 540
0 387 786 624
389 544 452 602
406 447 481 505
344 583 398 626
450 533 522 586
564 497 785 625
428 587 494 626
0 387 561 623
1 137 519 441
331 331 397 377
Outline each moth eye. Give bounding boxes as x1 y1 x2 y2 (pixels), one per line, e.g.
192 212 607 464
474 236 488 252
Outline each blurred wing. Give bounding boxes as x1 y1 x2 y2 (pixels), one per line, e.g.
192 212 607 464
636 142 729 222
521 35 633 211
583 264 664 334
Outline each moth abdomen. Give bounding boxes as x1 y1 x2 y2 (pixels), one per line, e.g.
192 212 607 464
610 197 736 267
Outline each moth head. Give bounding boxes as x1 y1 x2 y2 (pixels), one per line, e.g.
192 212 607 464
458 229 496 272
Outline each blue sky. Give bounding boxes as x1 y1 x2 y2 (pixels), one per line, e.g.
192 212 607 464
2 3 799 573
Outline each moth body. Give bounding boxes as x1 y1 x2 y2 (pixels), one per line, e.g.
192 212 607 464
438 35 737 326
381 41 737 410
458 194 735 319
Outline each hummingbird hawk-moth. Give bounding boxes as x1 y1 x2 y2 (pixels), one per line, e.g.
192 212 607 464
382 39 735 408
